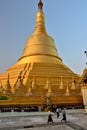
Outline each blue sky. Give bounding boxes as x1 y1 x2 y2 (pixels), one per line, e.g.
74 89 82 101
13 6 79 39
0 0 87 75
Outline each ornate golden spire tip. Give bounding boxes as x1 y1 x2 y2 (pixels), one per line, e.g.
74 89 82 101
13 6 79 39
38 0 43 10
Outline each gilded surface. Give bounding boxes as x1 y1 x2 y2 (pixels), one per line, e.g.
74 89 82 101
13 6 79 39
0 0 84 107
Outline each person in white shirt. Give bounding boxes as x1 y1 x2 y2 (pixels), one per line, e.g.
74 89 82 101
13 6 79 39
56 108 59 118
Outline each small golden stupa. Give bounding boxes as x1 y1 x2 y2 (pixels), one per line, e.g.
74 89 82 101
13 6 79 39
0 0 84 109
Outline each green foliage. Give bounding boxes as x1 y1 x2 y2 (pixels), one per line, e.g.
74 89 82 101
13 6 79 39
0 96 8 100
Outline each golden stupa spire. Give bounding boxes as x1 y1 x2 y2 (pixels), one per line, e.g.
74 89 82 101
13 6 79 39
34 0 47 34
18 0 62 64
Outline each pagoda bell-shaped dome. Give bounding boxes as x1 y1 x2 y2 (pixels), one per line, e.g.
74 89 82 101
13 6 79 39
17 0 62 65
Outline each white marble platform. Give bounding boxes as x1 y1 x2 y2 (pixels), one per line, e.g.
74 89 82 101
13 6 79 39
0 109 87 130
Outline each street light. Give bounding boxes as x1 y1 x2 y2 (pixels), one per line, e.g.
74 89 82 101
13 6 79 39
82 51 87 111
84 51 87 65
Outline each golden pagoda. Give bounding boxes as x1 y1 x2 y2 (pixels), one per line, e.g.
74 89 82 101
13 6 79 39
0 0 84 110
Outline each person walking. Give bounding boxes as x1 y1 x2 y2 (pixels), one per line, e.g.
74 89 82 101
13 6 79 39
56 108 59 118
61 108 66 123
47 111 53 123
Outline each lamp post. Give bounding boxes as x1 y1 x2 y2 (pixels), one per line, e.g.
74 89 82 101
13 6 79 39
84 51 87 65
84 51 87 83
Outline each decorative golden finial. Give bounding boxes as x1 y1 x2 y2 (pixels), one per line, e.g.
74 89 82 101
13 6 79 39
38 0 43 10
